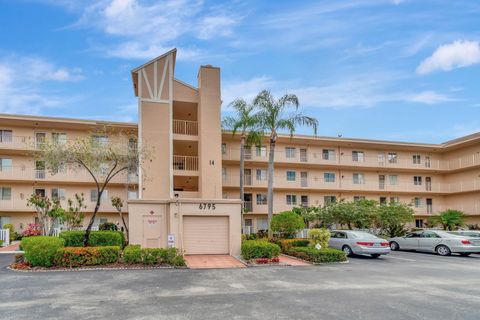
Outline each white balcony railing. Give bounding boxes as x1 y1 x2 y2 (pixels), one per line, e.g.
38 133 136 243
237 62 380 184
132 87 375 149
173 120 198 136
173 155 199 171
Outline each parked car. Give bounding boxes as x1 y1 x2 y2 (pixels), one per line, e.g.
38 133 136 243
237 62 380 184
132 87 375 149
389 230 480 256
448 230 480 238
329 230 390 258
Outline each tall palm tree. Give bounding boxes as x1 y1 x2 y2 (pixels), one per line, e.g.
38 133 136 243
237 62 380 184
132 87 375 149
254 90 318 238
222 99 263 225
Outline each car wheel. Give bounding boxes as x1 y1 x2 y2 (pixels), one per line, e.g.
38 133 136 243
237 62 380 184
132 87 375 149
436 245 451 256
460 253 471 257
342 245 353 257
390 241 399 251
370 254 381 258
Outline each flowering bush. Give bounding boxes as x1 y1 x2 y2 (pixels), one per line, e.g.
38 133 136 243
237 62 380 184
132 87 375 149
22 223 42 237
54 246 120 268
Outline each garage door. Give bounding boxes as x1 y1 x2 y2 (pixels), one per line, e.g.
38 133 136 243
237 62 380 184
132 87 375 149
183 216 229 255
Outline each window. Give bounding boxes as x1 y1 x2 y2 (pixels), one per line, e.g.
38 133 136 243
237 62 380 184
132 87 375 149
353 173 364 184
0 187 11 200
379 196 387 204
301 195 309 207
35 160 46 179
0 158 12 171
257 218 268 231
221 143 226 155
352 151 365 162
300 148 308 162
35 132 46 148
324 172 336 183
389 175 398 185
90 189 108 202
92 135 108 146
322 149 336 160
52 133 67 145
412 154 421 164
51 188 66 201
415 219 424 228
324 196 336 205
378 175 385 189
388 152 397 163
285 147 296 158
414 176 422 186
378 152 385 163
256 145 267 157
286 194 297 205
414 197 422 208
128 189 138 200
34 188 46 197
256 193 267 205
390 196 399 203
353 196 365 202
244 146 252 159
0 130 12 143
222 167 227 181
256 169 267 181
286 171 296 181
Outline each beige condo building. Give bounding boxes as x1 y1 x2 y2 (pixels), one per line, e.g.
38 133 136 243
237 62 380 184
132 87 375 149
1 49 479 255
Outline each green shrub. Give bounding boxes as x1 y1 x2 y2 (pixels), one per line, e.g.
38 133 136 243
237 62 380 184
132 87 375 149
21 236 65 267
54 246 120 267
270 211 305 239
308 228 330 249
287 247 347 263
123 244 142 264
141 248 162 265
171 255 186 267
99 222 118 231
3 223 16 242
241 240 280 260
59 231 125 248
277 238 310 252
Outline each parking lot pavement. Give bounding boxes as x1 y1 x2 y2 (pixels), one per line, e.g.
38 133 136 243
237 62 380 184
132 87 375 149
1 251 480 320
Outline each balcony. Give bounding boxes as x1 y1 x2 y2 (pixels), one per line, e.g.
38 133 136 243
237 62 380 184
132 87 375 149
173 120 198 136
0 135 32 151
0 197 125 212
173 155 199 174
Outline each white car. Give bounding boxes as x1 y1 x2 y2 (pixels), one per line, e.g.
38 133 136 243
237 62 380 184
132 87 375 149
389 230 480 256
329 230 390 258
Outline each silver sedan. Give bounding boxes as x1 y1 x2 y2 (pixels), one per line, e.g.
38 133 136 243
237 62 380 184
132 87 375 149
389 230 480 256
329 230 390 258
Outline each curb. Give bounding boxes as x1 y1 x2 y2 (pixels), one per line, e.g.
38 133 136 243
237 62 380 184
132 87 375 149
6 265 189 273
0 251 24 254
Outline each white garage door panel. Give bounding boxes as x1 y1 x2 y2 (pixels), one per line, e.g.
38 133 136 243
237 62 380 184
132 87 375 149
183 216 229 254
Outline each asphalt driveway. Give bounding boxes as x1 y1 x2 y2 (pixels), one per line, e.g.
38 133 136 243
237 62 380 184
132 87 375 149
1 251 480 320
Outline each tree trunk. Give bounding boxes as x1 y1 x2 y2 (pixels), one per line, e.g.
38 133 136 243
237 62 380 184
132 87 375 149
267 139 275 239
84 190 102 247
239 134 245 228
119 211 129 245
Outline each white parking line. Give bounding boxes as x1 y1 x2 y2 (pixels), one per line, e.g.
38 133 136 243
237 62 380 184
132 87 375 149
386 255 417 262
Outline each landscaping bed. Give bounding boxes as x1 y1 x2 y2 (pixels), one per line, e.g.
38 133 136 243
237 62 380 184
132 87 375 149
10 236 187 271
241 240 282 265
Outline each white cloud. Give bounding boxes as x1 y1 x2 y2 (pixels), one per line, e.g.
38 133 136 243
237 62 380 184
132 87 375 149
0 56 81 114
73 0 239 60
221 76 276 107
416 40 480 75
408 91 453 105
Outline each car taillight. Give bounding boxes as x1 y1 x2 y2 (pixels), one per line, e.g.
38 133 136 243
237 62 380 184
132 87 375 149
461 240 471 245
356 242 374 246
381 242 389 247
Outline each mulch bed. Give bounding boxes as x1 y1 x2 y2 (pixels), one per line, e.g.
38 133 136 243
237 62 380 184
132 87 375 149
8 262 188 272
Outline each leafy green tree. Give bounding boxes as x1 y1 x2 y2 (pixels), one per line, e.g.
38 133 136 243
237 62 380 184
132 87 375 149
428 209 465 231
222 99 263 219
63 193 86 231
27 194 64 236
270 211 305 239
36 129 151 246
111 196 129 244
254 90 318 238
351 199 379 229
377 202 414 237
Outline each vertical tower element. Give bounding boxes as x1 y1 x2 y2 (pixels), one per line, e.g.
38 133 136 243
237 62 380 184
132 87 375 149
132 49 176 200
197 65 222 199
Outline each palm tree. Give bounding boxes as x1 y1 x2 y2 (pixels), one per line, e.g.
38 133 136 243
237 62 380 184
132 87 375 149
428 209 465 230
222 99 263 224
253 90 318 238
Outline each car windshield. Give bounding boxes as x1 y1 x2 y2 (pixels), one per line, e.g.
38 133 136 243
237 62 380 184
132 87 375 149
347 231 378 239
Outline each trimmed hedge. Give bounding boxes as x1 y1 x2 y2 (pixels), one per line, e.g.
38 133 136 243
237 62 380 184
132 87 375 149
277 238 310 252
123 245 186 267
241 240 280 260
59 231 125 248
287 247 347 263
21 236 65 267
54 246 120 268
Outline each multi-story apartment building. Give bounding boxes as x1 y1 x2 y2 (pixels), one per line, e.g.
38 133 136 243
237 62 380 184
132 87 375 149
1 49 479 255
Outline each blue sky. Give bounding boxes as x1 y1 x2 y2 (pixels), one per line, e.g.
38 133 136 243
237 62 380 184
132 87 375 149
0 0 479 143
